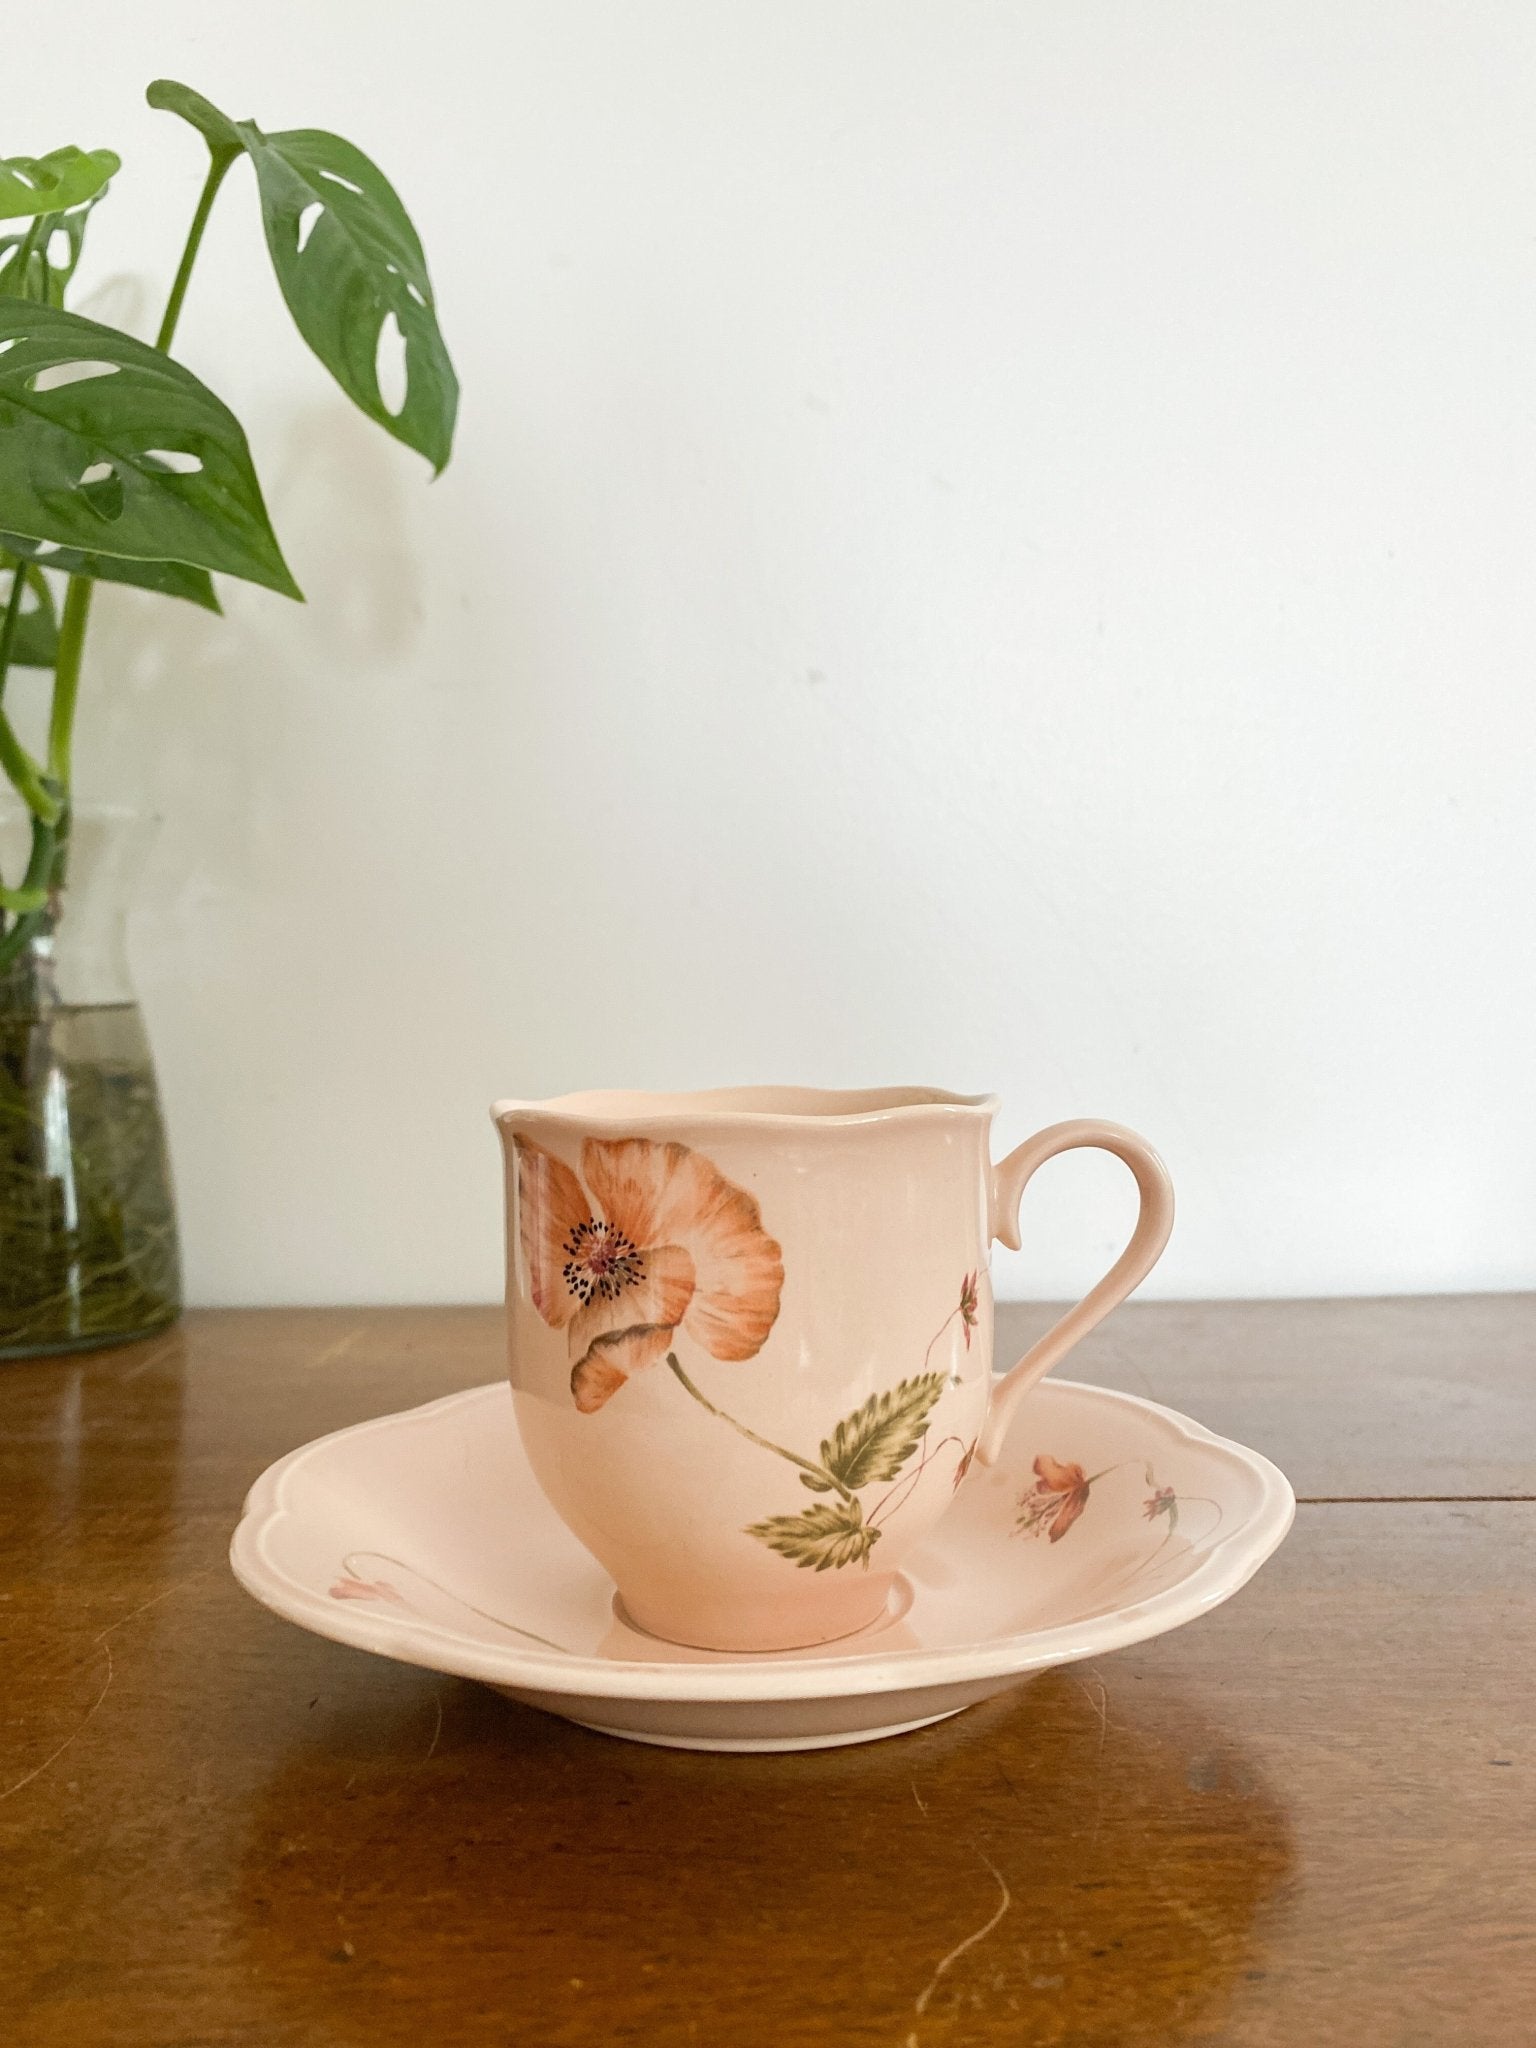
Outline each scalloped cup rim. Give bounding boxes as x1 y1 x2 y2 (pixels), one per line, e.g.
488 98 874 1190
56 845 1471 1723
230 1379 1295 1706
489 1085 1001 1131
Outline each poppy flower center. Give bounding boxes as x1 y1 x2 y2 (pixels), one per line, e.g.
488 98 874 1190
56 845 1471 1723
562 1219 645 1306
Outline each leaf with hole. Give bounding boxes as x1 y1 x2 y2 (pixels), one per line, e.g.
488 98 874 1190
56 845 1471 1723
817 1373 948 1492
0 301 300 597
150 81 457 473
0 195 107 308
0 146 120 223
250 129 457 473
745 1499 880 1572
0 531 220 612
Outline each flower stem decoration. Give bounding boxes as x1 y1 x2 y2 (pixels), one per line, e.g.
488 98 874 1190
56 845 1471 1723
515 1133 975 1572
0 81 457 968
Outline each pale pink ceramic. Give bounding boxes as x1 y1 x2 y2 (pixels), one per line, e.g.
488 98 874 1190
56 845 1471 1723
492 1087 1175 1654
229 1375 1293 1752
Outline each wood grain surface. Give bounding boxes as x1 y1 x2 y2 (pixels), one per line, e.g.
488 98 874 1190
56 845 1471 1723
2 1299 1533 2047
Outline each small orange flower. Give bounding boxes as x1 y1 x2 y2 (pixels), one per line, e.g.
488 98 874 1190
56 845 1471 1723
959 1272 979 1348
515 1134 784 1413
1015 1454 1092 1542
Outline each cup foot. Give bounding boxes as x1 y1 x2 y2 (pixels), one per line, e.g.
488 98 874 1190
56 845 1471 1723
614 1574 910 1655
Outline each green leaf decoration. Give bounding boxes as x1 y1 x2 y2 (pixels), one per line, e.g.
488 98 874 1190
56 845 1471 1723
0 195 105 308
150 80 458 474
818 1373 948 1491
0 531 220 612
1 558 59 668
746 1499 880 1573
0 301 300 598
0 147 119 223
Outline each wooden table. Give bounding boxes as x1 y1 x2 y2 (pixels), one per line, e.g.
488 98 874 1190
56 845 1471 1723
3 1299 1532 2047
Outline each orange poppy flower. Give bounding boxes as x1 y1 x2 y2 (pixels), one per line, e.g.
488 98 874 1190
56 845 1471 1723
514 1135 784 1413
1015 1453 1092 1542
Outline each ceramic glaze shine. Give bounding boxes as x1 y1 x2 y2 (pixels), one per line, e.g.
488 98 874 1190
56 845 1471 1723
493 1086 1174 1654
229 1376 1296 1753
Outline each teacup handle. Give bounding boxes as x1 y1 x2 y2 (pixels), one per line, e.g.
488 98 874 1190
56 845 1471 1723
977 1120 1175 1465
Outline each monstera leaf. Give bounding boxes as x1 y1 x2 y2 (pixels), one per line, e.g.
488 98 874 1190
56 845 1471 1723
142 80 246 160
0 146 119 222
149 80 457 473
0 531 219 611
248 127 458 473
799 1373 948 1494
0 196 105 307
746 1499 880 1573
0 301 299 596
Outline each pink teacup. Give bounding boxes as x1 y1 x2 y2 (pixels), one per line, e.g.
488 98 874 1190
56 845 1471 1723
492 1087 1174 1653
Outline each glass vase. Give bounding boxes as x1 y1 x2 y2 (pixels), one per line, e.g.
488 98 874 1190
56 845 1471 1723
0 808 182 1359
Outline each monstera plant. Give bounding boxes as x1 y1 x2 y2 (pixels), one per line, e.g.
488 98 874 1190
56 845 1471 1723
0 81 456 1357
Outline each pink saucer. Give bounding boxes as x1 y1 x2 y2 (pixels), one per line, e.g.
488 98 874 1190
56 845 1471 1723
231 1377 1293 1752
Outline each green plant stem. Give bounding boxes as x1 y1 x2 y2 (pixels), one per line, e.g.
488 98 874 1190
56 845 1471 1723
47 576 93 789
664 1352 855 1503
0 561 61 879
0 812 58 972
154 148 237 353
0 705 58 824
11 217 43 298
0 557 28 708
33 148 238 839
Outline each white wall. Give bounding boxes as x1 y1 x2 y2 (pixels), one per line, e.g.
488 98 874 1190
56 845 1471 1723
16 1 1535 1305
